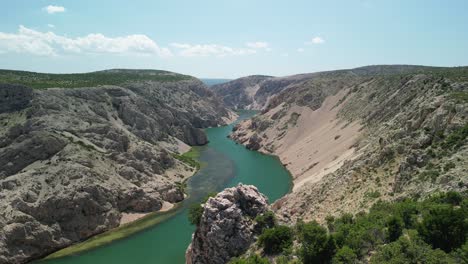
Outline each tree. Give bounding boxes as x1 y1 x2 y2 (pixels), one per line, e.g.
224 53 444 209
386 216 404 242
371 231 454 264
188 203 204 225
258 225 294 254
332 246 357 264
297 221 336 264
417 205 467 252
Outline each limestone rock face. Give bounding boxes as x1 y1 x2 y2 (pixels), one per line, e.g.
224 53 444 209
0 73 232 263
186 184 268 264
226 65 468 225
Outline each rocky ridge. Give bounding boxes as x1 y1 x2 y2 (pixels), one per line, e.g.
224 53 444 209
211 75 273 110
186 184 269 264
228 65 468 224
0 70 233 263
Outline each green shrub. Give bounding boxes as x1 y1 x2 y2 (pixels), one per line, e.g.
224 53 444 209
229 255 270 264
297 221 336 264
429 191 463 206
386 216 404 242
172 150 200 170
187 193 216 225
417 205 467 252
259 225 294 255
443 162 456 172
371 231 454 264
440 123 468 150
332 246 357 264
255 211 277 233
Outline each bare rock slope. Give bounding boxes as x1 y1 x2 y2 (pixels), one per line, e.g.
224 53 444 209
186 184 268 264
229 65 468 223
211 75 273 110
0 69 232 263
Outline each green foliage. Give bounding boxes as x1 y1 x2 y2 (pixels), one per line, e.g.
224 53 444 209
417 204 467 252
386 216 404 242
440 123 468 150
332 246 357 264
297 221 336 264
0 69 191 89
259 225 294 255
229 255 270 264
244 192 466 263
452 242 468 263
429 191 463 206
173 148 200 170
449 91 468 103
364 190 381 199
443 161 456 172
255 211 277 233
371 231 454 264
187 193 216 226
419 169 441 182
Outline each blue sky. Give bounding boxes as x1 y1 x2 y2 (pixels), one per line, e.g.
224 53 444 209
1 0 467 78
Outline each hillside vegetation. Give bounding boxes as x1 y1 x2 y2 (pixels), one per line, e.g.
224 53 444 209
231 191 467 264
0 69 192 89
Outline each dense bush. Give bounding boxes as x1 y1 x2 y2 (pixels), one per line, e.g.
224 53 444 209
386 216 404 242
331 246 357 264
231 192 467 264
371 231 453 264
417 204 467 252
259 225 294 254
254 211 277 233
297 221 336 264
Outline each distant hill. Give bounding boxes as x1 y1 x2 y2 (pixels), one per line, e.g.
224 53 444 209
0 69 193 89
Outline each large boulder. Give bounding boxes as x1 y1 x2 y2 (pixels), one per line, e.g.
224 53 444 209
186 184 268 264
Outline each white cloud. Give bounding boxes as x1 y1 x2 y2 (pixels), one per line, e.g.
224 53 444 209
297 48 305 52
0 25 172 57
47 24 55 28
171 43 256 57
308 37 325 44
44 5 66 14
246 41 269 49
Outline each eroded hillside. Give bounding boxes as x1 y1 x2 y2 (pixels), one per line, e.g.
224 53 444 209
0 70 235 263
229 66 468 223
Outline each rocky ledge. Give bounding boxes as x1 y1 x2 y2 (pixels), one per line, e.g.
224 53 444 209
186 184 268 264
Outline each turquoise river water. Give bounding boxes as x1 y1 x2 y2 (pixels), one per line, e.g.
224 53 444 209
42 110 292 264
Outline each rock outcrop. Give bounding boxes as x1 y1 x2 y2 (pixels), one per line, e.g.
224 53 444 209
0 69 233 264
186 184 268 264
0 84 33 113
211 75 273 110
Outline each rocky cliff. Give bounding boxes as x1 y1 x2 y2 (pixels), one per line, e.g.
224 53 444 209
211 75 273 110
0 70 234 264
186 184 268 264
229 65 468 224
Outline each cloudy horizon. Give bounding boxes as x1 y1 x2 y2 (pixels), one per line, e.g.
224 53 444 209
1 0 467 78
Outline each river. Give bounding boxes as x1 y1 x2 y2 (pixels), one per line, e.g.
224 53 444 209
41 110 292 264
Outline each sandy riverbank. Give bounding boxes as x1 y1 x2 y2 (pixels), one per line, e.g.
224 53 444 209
119 201 175 226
